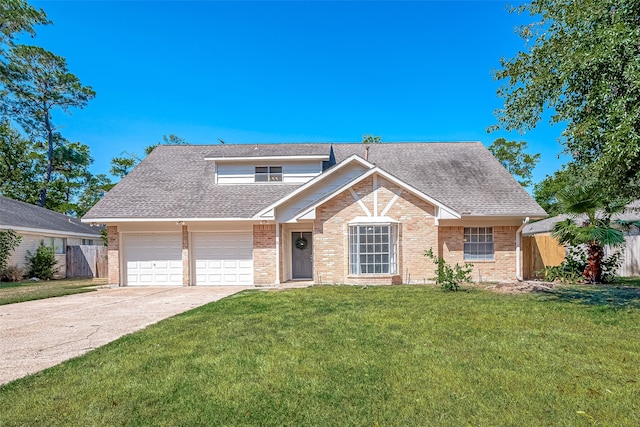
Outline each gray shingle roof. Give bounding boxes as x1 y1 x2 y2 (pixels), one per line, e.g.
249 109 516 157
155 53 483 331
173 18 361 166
523 200 640 235
205 143 333 158
331 142 546 217
84 145 301 219
84 142 546 220
0 196 102 236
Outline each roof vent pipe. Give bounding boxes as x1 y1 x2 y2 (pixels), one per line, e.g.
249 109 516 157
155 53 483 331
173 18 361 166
365 145 370 161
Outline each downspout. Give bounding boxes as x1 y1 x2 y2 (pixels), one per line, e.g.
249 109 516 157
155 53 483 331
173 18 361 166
275 220 280 285
515 217 530 282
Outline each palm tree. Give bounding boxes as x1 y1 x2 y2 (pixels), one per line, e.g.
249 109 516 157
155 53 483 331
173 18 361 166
551 186 633 284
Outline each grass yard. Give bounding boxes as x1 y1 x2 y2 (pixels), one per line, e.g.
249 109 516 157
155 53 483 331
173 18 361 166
0 277 102 305
1 285 639 426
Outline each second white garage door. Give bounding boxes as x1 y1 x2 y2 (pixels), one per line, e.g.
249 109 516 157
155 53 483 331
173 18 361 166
193 233 253 286
124 233 183 286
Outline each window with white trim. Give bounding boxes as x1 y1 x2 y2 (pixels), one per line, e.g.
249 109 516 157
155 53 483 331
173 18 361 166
463 227 494 261
349 224 398 275
255 166 283 182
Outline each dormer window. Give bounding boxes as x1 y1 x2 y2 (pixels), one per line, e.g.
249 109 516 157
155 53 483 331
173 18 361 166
255 166 282 182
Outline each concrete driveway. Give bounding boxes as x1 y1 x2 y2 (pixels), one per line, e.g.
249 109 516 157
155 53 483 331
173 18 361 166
0 286 249 385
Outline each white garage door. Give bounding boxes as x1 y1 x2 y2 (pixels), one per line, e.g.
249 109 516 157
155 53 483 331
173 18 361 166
193 233 253 286
124 234 182 286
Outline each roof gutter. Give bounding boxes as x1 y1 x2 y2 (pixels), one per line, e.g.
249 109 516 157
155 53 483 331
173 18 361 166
515 217 530 282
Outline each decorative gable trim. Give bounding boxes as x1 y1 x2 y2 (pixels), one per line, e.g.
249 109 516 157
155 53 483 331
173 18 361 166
290 167 460 223
349 188 372 217
252 154 376 219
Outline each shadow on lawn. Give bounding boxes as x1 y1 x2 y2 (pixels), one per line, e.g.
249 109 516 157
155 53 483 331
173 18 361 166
542 284 640 309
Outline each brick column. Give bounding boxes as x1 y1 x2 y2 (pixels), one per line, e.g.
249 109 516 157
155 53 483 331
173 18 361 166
253 224 276 285
182 225 190 286
107 225 120 286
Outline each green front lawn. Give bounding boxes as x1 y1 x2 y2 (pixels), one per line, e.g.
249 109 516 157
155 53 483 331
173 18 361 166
1 285 639 425
0 278 102 305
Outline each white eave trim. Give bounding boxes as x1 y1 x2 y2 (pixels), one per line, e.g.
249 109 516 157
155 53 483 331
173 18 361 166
252 154 376 219
349 216 398 224
81 217 261 224
457 213 548 220
205 155 329 162
292 167 461 222
0 225 101 239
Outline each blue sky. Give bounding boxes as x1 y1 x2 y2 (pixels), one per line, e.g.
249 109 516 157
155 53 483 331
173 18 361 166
27 0 568 187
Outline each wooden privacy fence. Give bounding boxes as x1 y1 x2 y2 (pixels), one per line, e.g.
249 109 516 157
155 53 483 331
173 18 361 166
605 234 640 277
66 245 107 278
522 234 565 280
525 233 640 279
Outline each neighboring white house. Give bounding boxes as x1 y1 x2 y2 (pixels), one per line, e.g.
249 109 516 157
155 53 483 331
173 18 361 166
0 196 103 278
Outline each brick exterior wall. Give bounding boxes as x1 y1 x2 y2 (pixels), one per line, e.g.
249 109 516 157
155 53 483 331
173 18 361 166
107 225 120 286
313 175 438 285
253 224 277 285
438 225 518 282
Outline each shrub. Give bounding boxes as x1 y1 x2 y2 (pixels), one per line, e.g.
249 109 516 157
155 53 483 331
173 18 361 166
26 241 58 280
543 246 622 284
1 264 25 282
425 248 473 292
0 229 22 276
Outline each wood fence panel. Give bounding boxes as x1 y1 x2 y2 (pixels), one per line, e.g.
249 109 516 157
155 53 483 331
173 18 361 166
66 245 107 278
617 235 640 277
523 234 565 279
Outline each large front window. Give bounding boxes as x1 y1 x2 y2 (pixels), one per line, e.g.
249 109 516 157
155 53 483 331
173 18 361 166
349 224 397 275
464 227 494 261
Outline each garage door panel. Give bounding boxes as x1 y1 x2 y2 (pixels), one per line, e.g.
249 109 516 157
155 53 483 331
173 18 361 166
193 233 253 286
125 233 182 286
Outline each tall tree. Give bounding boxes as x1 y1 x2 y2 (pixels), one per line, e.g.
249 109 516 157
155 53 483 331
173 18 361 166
492 0 640 200
488 138 540 187
0 45 95 207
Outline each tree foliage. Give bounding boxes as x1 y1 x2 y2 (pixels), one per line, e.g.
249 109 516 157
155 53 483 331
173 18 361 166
488 138 540 187
0 120 41 203
0 229 22 275
0 0 48 56
362 134 382 144
533 163 587 216
492 0 640 200
1 45 96 208
110 134 189 178
551 185 638 283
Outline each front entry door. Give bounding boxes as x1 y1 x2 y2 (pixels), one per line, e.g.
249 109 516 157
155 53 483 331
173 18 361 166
291 232 313 279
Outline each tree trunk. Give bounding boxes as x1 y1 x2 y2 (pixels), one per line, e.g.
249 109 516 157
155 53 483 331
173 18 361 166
38 110 54 208
583 242 604 284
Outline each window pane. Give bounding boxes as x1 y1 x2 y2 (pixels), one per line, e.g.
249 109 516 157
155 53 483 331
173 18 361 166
349 223 398 275
269 174 282 181
463 227 494 261
255 167 268 173
269 166 282 173
255 174 268 182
